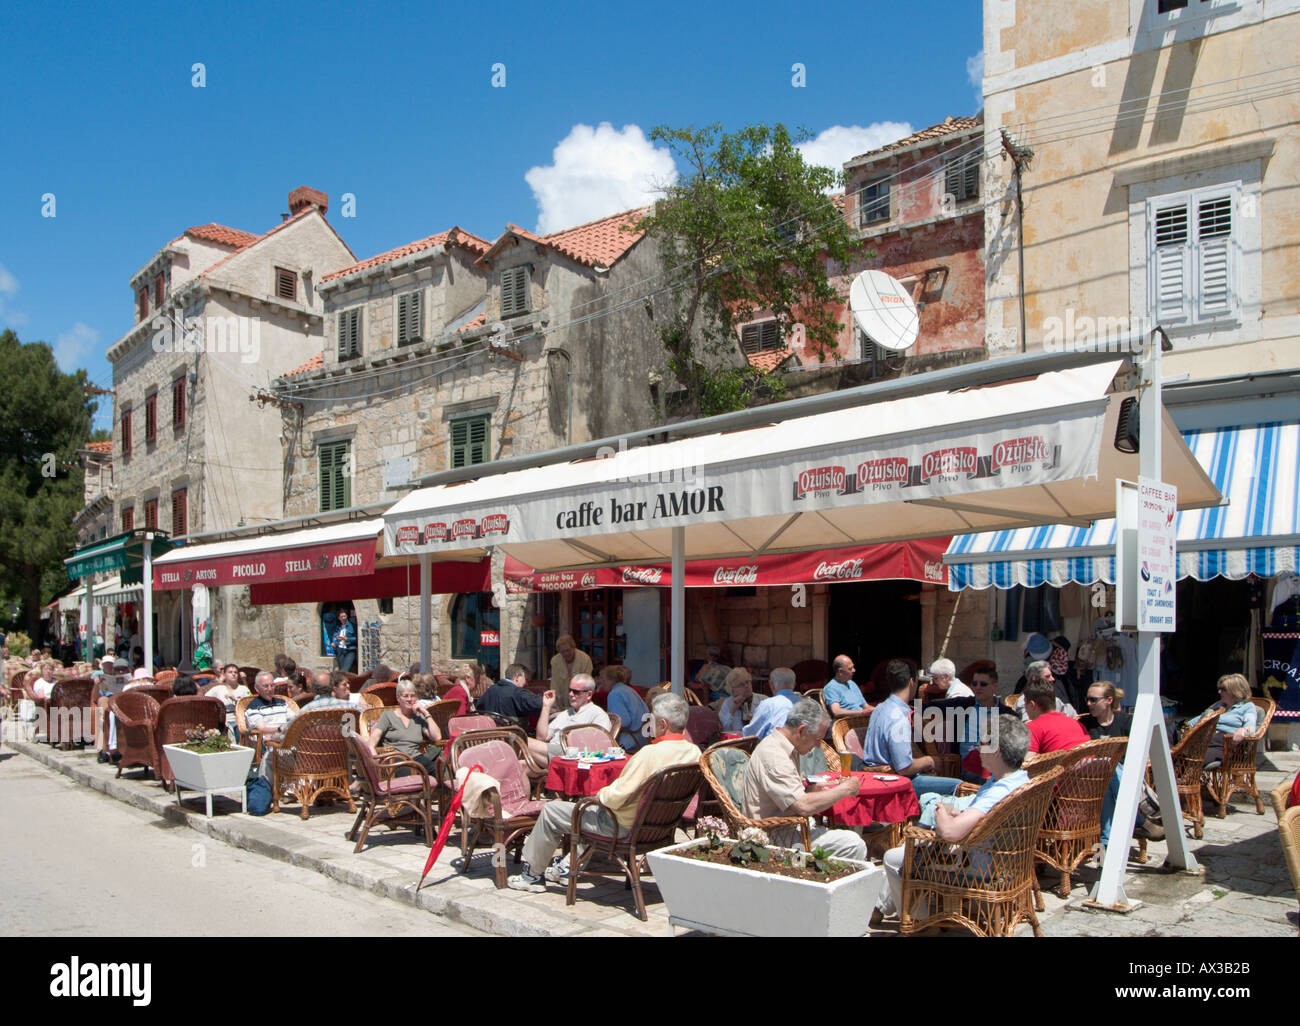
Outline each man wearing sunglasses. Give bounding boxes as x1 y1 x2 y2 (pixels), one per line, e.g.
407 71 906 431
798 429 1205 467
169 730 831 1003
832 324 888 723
529 672 612 765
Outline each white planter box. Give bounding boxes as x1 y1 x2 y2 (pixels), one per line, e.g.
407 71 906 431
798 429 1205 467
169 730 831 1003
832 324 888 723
162 744 255 817
646 838 885 937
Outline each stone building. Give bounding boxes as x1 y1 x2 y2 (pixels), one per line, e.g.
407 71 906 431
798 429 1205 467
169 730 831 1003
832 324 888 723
105 187 355 665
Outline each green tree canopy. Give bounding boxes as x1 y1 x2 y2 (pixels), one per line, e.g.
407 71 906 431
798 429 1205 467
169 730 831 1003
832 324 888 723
638 123 858 417
0 329 97 638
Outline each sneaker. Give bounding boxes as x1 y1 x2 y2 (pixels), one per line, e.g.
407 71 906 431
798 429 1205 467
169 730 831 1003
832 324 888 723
97 751 110 764
1134 821 1165 841
544 860 568 883
507 871 545 893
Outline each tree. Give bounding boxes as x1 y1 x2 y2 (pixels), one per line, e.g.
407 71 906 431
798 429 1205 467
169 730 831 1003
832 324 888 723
0 329 97 640
637 123 858 417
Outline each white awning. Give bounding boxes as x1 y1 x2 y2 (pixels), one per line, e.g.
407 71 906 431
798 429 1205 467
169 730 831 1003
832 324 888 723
58 574 142 611
384 362 1222 568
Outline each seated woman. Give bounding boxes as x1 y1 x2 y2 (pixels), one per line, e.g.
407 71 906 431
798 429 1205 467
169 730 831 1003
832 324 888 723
1185 672 1259 767
272 653 297 689
368 680 442 776
1081 680 1163 846
596 664 649 751
411 672 441 711
441 665 487 716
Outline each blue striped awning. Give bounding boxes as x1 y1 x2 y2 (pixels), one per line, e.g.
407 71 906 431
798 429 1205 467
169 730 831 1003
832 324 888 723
945 422 1300 590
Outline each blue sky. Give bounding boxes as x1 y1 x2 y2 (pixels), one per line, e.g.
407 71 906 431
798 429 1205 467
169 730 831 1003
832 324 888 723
0 0 983 429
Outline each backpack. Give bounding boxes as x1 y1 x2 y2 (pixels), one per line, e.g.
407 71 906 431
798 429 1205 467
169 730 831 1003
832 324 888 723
246 776 273 816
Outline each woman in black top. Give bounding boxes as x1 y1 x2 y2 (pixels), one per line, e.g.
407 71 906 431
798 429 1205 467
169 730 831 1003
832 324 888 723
1078 680 1131 739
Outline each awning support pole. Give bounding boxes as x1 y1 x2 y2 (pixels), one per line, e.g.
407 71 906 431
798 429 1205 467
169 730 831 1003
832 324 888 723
83 576 95 660
671 526 685 697
419 553 432 672
142 535 154 677
1092 330 1196 910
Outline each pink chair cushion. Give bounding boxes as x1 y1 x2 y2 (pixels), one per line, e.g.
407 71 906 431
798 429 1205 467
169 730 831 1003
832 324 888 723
564 726 613 752
377 776 428 796
460 739 532 816
448 715 495 739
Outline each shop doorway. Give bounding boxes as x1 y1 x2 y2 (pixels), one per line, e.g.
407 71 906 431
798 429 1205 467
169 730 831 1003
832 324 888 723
828 579 921 703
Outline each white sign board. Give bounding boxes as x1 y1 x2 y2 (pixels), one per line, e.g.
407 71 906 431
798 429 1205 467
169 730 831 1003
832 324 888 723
384 457 412 491
1136 476 1177 632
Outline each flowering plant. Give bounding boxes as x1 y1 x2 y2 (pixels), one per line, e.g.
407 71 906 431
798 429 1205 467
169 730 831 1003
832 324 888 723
697 816 730 849
179 727 233 754
729 826 771 866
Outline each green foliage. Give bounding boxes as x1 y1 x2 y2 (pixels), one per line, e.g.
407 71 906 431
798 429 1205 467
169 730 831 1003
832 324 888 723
6 630 32 657
179 727 233 754
728 838 771 866
0 330 97 637
639 123 858 416
810 844 840 874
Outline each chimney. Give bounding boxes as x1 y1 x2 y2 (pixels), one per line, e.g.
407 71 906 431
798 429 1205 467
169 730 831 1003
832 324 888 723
288 186 328 217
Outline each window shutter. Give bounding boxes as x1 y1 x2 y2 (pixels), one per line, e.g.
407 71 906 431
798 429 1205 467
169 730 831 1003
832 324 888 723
172 377 185 428
398 291 423 344
468 416 488 464
1195 195 1232 319
1150 199 1191 324
450 419 468 469
145 498 158 529
121 507 133 532
276 267 297 301
319 442 351 512
122 410 132 459
451 416 490 468
742 321 781 353
171 488 187 537
145 393 157 444
337 310 361 359
154 272 164 306
501 267 529 317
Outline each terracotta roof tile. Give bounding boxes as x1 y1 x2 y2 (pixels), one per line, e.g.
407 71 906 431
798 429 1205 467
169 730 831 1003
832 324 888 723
321 227 491 283
457 313 486 333
847 114 983 165
182 223 260 248
198 207 320 281
282 352 323 378
84 440 113 454
746 347 794 373
541 206 649 268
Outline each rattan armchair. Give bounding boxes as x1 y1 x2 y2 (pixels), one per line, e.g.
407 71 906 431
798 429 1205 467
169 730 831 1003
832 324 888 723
1150 710 1221 840
1270 773 1296 821
109 690 161 779
1281 805 1300 937
1204 697 1275 818
46 678 94 748
699 743 811 849
129 683 173 707
446 733 543 887
425 698 461 739
154 695 227 791
1030 737 1126 902
346 734 440 853
645 683 703 707
563 762 704 921
897 766 1062 937
450 725 546 790
361 681 398 706
267 707 356 819
558 723 619 752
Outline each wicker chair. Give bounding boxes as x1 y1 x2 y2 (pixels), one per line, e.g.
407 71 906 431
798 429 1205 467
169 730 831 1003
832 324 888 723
559 724 619 752
897 766 1062 937
267 707 357 819
831 712 872 755
234 695 301 762
356 691 384 712
1203 697 1276 818
450 725 546 790
155 669 178 684
237 667 262 689
346 733 440 853
154 695 228 790
685 706 721 748
109 690 162 779
699 743 812 849
1003 694 1020 712
1030 738 1127 902
563 762 704 921
129 683 173 707
46 678 95 748
448 714 498 739
1151 710 1221 840
424 698 460 739
645 683 703 707
447 733 543 888
1281 805 1300 937
362 681 398 707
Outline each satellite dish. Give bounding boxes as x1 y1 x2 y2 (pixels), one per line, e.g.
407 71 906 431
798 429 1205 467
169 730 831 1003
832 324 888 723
849 270 919 352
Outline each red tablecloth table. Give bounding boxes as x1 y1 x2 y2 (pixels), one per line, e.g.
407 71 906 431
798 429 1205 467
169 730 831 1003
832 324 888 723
827 772 920 846
545 757 628 797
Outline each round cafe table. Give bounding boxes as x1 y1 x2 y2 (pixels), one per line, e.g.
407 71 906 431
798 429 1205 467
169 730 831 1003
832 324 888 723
545 756 628 797
827 772 920 846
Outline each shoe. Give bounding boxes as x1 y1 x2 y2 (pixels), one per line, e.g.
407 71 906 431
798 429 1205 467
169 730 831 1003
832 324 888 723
110 751 122 764
544 860 568 883
97 751 110 764
507 871 545 893
1134 821 1165 841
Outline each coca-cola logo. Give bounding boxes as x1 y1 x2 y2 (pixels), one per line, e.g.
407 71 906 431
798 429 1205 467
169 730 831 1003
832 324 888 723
924 560 946 582
920 447 977 482
991 436 1053 470
813 558 865 581
424 522 448 543
395 526 419 545
712 565 758 585
794 465 847 500
480 513 509 535
857 457 909 487
579 572 597 589
451 519 479 539
621 566 664 585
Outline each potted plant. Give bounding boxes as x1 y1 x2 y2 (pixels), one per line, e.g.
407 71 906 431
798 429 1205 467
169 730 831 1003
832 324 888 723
162 727 255 816
645 819 885 937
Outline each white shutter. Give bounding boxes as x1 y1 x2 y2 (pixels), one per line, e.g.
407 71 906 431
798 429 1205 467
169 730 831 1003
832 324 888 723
1149 198 1191 325
1195 194 1233 320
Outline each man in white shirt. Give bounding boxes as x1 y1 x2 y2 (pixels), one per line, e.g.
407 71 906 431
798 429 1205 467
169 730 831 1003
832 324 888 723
528 672 611 765
927 658 973 699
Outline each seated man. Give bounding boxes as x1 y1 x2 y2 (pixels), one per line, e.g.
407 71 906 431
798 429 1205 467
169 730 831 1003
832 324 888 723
861 659 961 799
1012 657 1078 721
527 673 612 766
207 663 252 737
957 664 1002 782
245 671 296 747
718 668 761 735
741 667 800 739
823 654 872 719
924 658 973 699
742 698 868 860
304 671 360 713
509 693 700 891
477 662 544 730
878 714 1032 919
596 665 649 751
1023 678 1088 755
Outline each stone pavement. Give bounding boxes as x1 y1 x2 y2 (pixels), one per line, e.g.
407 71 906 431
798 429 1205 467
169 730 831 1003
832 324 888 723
7 739 1297 937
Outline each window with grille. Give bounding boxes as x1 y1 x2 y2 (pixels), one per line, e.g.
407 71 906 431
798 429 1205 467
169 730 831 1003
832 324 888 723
172 376 185 429
171 487 187 537
319 440 351 512
145 392 157 445
858 180 890 226
397 290 423 345
138 287 149 322
121 408 132 460
500 266 530 318
153 272 165 307
741 320 783 353
275 266 297 301
450 415 490 469
121 506 134 532
144 498 158 530
1148 185 1237 325
337 308 361 360
944 150 980 204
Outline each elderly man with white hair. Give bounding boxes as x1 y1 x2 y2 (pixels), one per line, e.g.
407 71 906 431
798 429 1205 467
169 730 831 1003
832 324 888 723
741 666 801 740
509 692 701 892
927 658 973 699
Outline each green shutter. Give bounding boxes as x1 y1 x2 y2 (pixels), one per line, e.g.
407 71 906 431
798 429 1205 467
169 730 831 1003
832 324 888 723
319 441 351 512
450 415 490 469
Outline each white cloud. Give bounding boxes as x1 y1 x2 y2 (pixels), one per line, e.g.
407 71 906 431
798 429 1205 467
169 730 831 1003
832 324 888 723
796 123 914 180
525 122 677 234
0 263 28 327
967 50 985 106
54 322 99 372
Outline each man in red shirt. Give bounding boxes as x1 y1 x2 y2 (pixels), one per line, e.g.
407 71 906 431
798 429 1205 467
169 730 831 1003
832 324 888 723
1024 679 1089 754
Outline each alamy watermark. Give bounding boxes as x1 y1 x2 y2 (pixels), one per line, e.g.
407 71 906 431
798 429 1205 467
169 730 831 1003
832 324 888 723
151 314 260 364
1042 309 1159 355
594 436 708 486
